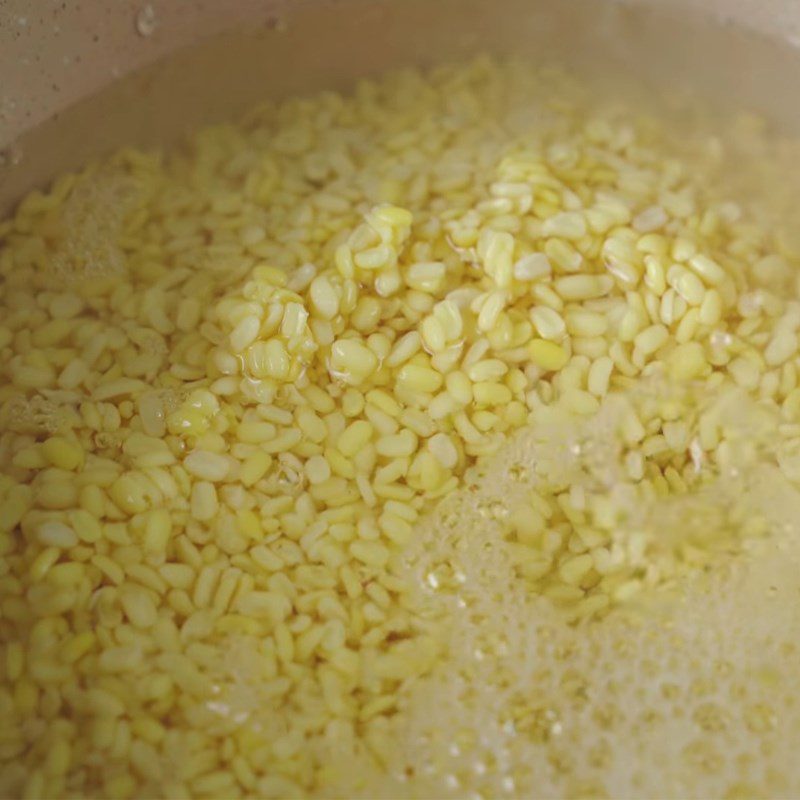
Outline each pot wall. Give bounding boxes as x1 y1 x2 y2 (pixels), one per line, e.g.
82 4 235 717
2 0 800 214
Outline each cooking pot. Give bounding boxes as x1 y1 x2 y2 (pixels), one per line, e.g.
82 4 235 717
3 2 800 798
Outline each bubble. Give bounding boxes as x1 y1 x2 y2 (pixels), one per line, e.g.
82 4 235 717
710 330 733 349
135 4 157 37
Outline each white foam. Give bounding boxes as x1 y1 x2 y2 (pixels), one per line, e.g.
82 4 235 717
353 387 800 799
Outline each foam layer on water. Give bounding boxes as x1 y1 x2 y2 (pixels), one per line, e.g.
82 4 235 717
48 166 141 282
361 388 800 799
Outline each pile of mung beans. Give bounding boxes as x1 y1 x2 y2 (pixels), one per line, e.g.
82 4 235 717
2 57 800 798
